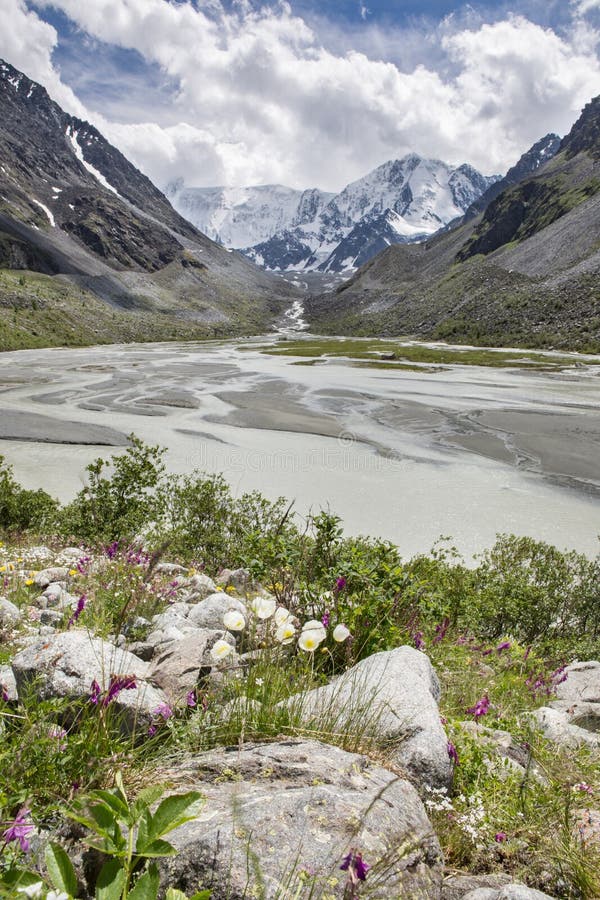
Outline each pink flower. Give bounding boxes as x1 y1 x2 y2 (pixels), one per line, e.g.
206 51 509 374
3 807 34 852
466 695 490 718
186 691 196 708
495 832 507 843
447 741 459 765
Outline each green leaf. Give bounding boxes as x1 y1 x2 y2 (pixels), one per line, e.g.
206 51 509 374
165 890 188 900
145 792 203 841
128 863 160 900
45 842 78 897
92 789 131 822
189 892 212 900
130 785 165 822
133 838 176 858
95 859 126 900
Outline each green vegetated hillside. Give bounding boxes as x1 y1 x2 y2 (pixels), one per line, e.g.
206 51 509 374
307 96 600 351
0 59 297 351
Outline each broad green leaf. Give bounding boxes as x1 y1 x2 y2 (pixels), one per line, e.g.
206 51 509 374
133 838 176 858
165 890 188 900
45 842 78 897
145 792 203 841
95 859 126 900
128 863 160 900
189 892 212 900
131 785 165 822
92 789 131 821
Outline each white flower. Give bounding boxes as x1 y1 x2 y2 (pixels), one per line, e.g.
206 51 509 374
210 639 234 662
274 606 292 626
333 624 351 642
302 619 326 636
47 892 69 900
298 630 325 652
17 885 44 898
276 621 296 644
250 596 277 619
223 610 246 631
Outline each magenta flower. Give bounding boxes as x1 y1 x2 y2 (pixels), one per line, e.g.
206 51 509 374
186 691 196 708
68 593 87 628
494 832 507 843
105 540 119 559
48 726 67 750
1 684 9 703
413 631 425 651
153 702 173 720
447 740 459 765
89 679 102 705
148 724 157 736
103 674 137 706
321 611 330 628
496 641 511 653
340 850 370 883
334 577 346 593
433 617 450 644
3 807 34 853
466 694 490 718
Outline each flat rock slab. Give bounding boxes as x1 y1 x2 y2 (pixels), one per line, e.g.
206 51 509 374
11 630 166 733
148 630 236 704
285 646 452 790
0 409 127 445
158 739 443 899
462 886 556 899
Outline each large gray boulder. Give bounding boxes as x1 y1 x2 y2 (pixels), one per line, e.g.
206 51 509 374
461 886 556 899
187 593 246 630
11 631 167 733
531 660 600 749
148 630 237 704
33 567 71 589
158 739 443 899
284 646 452 790
0 597 21 627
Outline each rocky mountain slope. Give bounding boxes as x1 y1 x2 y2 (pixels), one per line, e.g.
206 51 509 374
306 96 600 351
168 156 498 274
0 59 297 348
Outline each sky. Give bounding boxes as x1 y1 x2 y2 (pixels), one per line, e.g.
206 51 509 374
0 0 599 192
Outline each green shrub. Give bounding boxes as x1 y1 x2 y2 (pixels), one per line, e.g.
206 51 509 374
0 456 59 534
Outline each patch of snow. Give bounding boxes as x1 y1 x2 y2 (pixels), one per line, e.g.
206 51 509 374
66 127 123 199
31 199 55 227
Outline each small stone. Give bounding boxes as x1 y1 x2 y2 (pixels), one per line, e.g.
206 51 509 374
0 597 21 627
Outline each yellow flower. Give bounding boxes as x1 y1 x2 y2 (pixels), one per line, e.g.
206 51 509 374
25 579 34 586
188 568 197 576
225 585 236 594
215 585 224 592
68 569 77 576
0 566 6 573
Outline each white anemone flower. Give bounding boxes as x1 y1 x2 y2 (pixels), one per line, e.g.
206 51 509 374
333 624 351 642
210 639 234 662
274 606 293 626
275 621 296 644
250 596 277 619
298 630 325 652
223 610 246 631
302 619 327 639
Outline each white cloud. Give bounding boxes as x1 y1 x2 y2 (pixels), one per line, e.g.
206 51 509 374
572 0 600 14
2 1 600 192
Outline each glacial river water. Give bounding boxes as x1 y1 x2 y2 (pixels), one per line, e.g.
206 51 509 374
0 335 599 561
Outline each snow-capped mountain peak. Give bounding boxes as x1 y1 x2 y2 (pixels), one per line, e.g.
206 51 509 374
167 155 499 274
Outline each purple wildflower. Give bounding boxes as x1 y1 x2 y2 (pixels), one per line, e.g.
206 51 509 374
523 645 532 662
153 702 173 720
466 694 490 718
2 807 34 853
1 684 9 703
321 611 330 628
496 641 511 653
334 577 347 593
68 593 87 628
447 740 459 765
148 724 157 737
494 832 507 843
413 631 425 651
186 691 197 708
340 850 370 884
433 617 450 644
574 782 593 794
102 674 137 706
77 555 91 575
89 679 101 705
48 726 67 750
481 648 493 657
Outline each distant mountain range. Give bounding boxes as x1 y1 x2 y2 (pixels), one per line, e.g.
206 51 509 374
306 96 600 351
0 58 296 349
166 157 501 274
